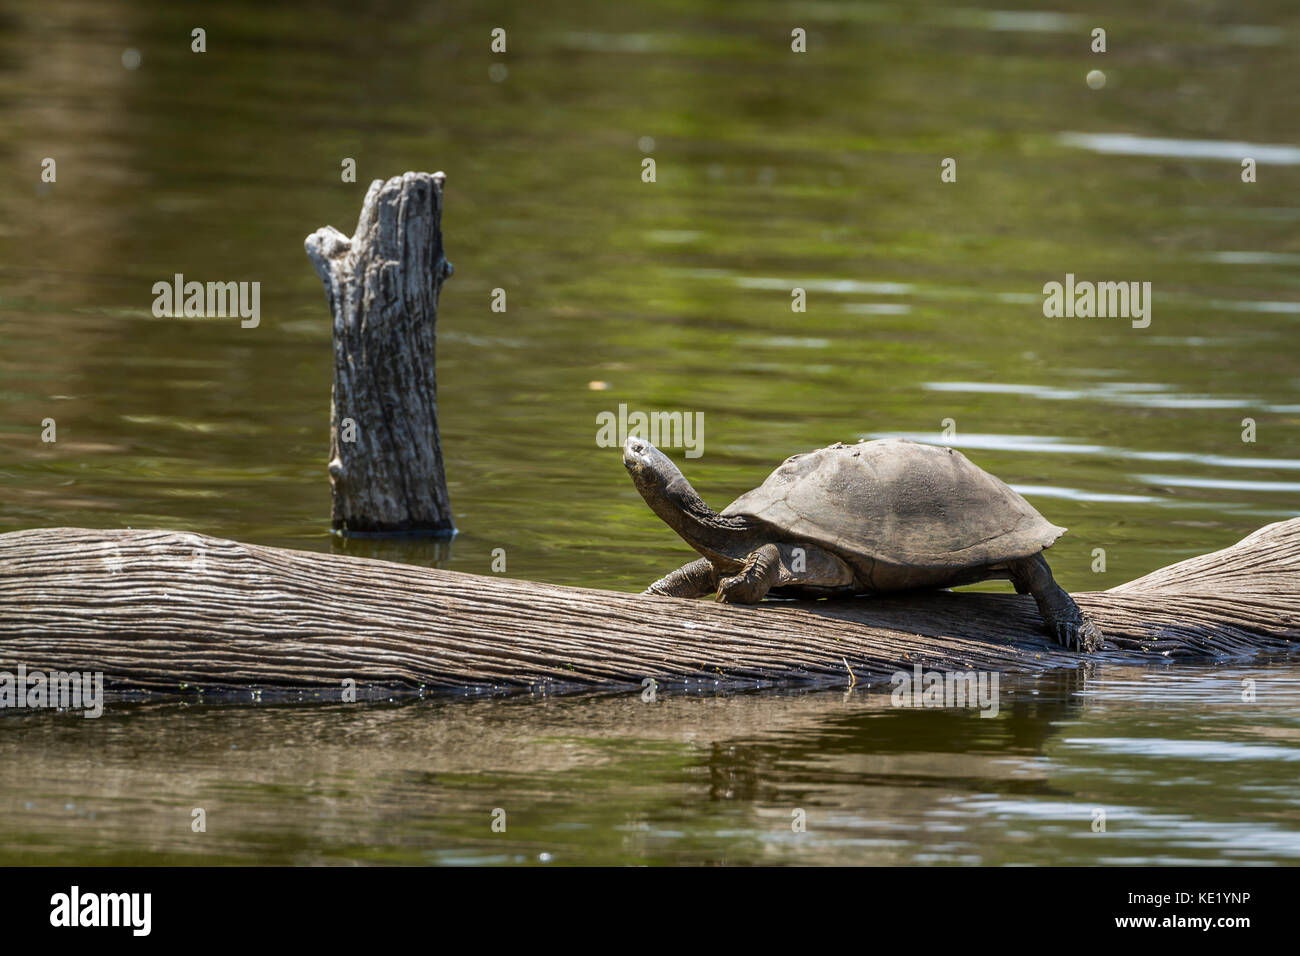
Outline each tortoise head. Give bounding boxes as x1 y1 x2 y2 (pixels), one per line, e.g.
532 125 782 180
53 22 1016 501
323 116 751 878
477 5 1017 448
623 436 753 564
623 435 684 497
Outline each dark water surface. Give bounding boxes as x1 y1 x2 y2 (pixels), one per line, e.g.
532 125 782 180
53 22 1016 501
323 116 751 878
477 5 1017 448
1 0 1298 864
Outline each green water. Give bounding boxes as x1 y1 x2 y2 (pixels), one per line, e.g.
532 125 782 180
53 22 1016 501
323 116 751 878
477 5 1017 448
1 0 1298 864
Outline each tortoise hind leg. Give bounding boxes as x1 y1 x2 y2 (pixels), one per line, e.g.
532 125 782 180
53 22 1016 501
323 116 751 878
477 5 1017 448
717 544 782 604
1008 554 1104 653
645 557 718 598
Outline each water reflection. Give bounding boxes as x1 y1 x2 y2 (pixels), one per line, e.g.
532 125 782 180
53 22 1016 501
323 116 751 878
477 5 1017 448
3 663 1298 865
331 533 456 568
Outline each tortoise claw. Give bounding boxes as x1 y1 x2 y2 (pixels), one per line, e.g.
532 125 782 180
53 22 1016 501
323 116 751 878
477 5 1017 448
715 574 751 604
1053 614 1104 653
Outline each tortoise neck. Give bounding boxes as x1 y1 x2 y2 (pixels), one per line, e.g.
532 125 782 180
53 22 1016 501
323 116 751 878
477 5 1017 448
653 474 754 563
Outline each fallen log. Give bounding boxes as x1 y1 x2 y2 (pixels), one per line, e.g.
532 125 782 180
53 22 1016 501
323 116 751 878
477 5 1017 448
0 520 1296 697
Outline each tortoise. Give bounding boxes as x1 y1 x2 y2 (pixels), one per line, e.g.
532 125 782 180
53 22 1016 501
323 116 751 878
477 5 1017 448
623 435 1103 652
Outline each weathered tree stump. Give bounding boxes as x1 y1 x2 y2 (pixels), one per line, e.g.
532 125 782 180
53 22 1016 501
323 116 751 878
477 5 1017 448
0 520 1297 696
305 171 455 535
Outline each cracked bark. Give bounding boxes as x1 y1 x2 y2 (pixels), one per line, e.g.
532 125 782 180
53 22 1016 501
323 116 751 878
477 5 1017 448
0 520 1296 695
304 171 454 535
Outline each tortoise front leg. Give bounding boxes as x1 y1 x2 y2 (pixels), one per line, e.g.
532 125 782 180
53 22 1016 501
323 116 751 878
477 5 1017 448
1009 554 1104 653
644 557 719 598
717 544 782 604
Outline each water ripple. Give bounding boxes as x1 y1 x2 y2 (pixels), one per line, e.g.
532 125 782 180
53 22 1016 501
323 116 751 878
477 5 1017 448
1059 132 1300 165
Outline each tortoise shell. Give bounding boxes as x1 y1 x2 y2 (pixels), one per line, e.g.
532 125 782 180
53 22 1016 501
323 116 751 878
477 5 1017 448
720 439 1064 569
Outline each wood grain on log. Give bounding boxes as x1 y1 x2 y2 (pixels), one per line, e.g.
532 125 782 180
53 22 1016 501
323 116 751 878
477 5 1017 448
305 171 455 535
0 521 1296 696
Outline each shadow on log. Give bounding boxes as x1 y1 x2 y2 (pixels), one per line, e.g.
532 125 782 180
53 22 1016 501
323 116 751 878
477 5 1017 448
0 521 1297 697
